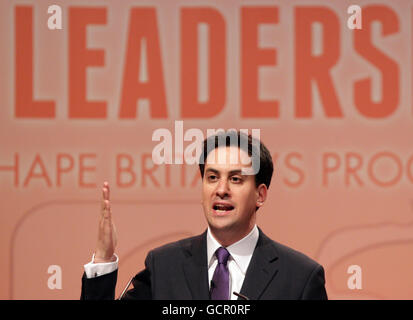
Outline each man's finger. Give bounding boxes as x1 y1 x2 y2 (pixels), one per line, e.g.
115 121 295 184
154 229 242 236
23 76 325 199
103 181 110 200
102 200 111 219
102 189 109 202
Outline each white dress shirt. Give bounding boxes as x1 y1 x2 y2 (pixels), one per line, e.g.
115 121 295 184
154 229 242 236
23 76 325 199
84 225 259 300
207 225 259 300
83 253 119 279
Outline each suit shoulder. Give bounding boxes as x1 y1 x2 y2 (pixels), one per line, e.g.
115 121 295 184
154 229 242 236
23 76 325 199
263 237 327 299
269 238 322 271
148 233 203 258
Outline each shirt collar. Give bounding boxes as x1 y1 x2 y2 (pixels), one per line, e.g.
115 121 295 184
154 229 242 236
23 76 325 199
207 225 259 274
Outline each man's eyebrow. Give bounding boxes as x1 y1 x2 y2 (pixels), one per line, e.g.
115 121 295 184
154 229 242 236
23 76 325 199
205 168 219 174
228 170 243 175
205 168 243 175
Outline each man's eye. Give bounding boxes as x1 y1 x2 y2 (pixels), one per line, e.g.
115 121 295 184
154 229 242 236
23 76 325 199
208 175 218 181
230 176 242 183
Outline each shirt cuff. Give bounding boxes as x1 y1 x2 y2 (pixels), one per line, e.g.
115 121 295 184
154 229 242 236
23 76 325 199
83 253 119 279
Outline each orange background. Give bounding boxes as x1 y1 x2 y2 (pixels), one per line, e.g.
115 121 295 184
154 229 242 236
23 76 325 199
1 0 412 299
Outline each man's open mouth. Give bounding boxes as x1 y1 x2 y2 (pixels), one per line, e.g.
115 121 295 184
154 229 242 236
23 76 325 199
212 203 234 214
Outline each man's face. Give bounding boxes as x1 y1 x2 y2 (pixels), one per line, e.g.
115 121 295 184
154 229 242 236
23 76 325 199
202 146 264 238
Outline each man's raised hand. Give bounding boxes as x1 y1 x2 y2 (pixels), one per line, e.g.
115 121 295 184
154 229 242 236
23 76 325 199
94 181 118 263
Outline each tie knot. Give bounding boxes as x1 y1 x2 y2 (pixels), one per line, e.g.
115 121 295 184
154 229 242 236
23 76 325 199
215 247 230 265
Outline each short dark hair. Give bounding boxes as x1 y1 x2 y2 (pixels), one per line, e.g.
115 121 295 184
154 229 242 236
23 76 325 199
198 130 274 189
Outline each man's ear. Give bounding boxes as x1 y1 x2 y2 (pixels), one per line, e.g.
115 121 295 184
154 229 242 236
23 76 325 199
256 184 268 208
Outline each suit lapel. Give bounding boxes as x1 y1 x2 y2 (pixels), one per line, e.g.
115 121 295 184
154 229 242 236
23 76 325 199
182 231 210 300
239 229 279 300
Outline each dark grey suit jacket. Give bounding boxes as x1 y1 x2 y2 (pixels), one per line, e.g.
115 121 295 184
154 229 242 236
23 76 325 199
81 228 327 300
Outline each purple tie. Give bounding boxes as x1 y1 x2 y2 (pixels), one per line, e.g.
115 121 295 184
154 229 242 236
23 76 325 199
210 247 230 300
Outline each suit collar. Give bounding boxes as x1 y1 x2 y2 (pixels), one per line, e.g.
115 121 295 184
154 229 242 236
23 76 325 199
182 231 210 299
238 228 279 300
181 228 279 300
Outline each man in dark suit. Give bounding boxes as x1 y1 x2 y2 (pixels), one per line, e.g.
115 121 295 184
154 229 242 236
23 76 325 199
81 131 327 300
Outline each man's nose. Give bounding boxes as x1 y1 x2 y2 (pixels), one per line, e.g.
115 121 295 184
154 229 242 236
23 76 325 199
215 179 230 198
